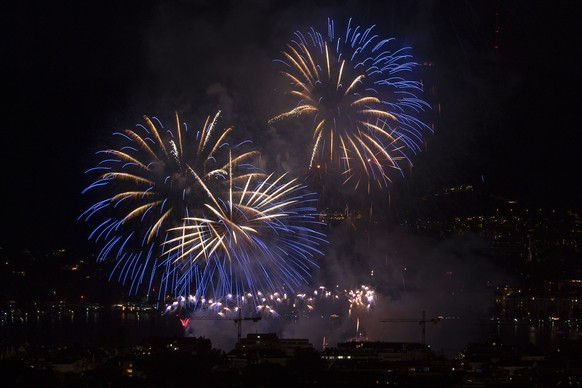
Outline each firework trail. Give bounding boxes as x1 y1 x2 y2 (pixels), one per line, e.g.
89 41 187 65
269 18 431 194
164 283 376 349
163 172 327 303
79 111 260 300
165 284 375 322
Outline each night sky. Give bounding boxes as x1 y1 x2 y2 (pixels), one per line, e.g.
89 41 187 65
3 0 581 252
3 0 582 354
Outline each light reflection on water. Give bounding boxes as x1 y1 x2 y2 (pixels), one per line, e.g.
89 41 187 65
492 320 582 351
2 310 582 354
0 310 184 347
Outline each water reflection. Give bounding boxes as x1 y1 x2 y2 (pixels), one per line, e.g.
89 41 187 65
494 319 582 351
3 307 582 354
0 308 183 347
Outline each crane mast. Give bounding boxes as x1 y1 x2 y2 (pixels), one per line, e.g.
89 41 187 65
380 310 443 344
178 308 261 342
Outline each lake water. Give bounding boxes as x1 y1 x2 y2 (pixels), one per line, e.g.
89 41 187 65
0 310 184 348
492 319 582 351
2 309 581 355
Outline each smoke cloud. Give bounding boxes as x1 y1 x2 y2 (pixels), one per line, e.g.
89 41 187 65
134 1 514 356
183 223 513 356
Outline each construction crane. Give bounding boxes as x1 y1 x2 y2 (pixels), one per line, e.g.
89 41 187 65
177 308 261 341
232 309 262 341
380 310 443 345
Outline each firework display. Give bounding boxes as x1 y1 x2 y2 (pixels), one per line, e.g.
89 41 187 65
79 18 430 344
79 112 261 300
270 18 431 192
163 172 327 300
164 284 375 321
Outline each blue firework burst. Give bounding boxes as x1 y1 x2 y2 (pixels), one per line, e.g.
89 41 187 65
270 17 432 192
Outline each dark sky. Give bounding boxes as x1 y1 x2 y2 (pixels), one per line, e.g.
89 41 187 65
3 0 581 252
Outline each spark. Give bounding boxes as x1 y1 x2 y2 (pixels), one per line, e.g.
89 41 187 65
79 111 260 300
270 18 431 193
